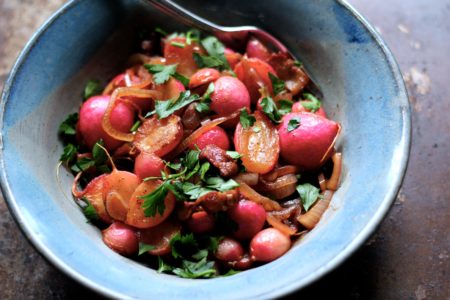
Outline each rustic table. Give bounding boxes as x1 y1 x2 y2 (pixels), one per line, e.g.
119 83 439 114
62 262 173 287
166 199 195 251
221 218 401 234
0 0 448 299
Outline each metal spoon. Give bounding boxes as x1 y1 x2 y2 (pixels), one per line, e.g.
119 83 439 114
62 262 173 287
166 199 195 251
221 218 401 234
147 0 322 96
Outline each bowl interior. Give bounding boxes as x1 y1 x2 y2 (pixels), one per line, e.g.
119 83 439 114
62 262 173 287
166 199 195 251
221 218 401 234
0 0 410 299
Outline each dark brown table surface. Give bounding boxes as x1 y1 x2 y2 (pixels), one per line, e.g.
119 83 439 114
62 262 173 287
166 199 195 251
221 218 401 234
1 0 449 299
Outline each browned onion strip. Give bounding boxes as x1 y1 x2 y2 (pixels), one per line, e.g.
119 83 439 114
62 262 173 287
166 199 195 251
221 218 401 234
257 174 297 200
168 110 240 159
261 165 299 182
318 173 327 191
266 214 297 236
297 190 333 230
326 152 342 191
320 124 342 164
102 87 161 142
268 205 298 220
233 172 259 186
236 181 282 211
124 65 152 89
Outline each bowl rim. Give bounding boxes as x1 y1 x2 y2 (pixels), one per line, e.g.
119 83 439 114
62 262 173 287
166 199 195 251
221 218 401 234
0 0 411 298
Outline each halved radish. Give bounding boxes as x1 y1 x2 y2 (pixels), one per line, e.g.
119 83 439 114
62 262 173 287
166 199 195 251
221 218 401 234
133 114 183 157
234 111 279 174
126 180 176 229
137 218 181 255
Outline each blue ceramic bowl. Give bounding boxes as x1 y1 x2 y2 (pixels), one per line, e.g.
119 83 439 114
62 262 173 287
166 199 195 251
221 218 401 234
0 0 410 298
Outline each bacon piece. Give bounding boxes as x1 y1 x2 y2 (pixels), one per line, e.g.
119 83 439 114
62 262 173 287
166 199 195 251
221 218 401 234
199 144 238 177
267 53 309 96
182 103 202 131
198 189 239 213
176 189 239 220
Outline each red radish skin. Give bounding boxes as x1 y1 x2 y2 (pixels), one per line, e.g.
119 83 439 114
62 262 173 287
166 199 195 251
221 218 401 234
228 253 253 270
249 228 291 262
246 38 271 62
278 112 339 170
189 68 221 93
102 222 139 256
186 211 215 234
224 48 242 69
210 76 251 117
215 237 244 261
134 152 165 180
188 127 230 151
228 200 266 240
78 95 134 151
292 102 327 118
234 58 276 103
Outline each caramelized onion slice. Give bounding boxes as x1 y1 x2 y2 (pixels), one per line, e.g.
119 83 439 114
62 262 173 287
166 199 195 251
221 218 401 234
257 174 297 200
261 165 299 182
326 152 342 191
124 65 153 89
297 190 333 230
266 214 297 236
233 172 259 186
236 181 282 211
102 87 162 142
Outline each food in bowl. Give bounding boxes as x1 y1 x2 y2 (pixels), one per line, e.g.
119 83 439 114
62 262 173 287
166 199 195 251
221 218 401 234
58 28 342 278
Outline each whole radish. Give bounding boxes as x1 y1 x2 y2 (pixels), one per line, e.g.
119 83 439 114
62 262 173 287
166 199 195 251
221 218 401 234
215 237 244 262
278 112 339 170
134 152 165 180
249 228 291 262
228 200 266 240
102 222 138 256
189 127 230 151
246 38 271 62
78 95 134 151
186 211 215 234
210 76 251 117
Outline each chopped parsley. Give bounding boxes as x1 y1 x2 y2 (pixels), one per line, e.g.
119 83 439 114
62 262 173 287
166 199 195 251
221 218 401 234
296 183 321 211
83 80 102 100
58 113 78 136
158 233 220 279
260 96 282 123
139 181 170 217
195 82 215 113
130 120 142 132
193 36 230 71
269 72 285 95
170 41 185 48
278 99 293 115
140 149 240 215
154 27 168 36
60 143 77 163
149 91 200 119
287 117 301 132
239 108 256 128
144 64 178 85
80 197 98 222
226 151 242 159
301 93 321 113
138 243 156 256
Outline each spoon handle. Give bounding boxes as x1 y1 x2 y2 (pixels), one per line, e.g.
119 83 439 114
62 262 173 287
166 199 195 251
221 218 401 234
147 0 222 33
